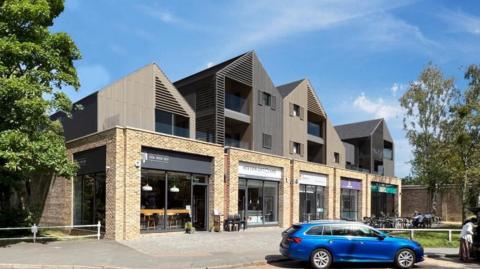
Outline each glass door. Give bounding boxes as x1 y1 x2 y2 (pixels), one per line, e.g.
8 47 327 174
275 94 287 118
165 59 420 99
192 184 207 230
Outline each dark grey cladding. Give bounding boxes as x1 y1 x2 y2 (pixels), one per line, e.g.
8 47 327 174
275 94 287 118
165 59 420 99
141 147 212 175
73 146 106 175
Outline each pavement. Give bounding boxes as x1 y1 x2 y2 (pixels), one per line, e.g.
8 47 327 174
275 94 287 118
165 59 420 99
0 227 475 269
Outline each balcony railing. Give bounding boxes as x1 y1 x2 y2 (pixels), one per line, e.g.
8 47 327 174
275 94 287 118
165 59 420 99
345 163 370 173
225 137 250 149
307 121 322 137
225 92 249 114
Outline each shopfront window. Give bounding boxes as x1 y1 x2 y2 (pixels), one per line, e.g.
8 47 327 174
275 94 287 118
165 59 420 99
340 189 359 221
73 172 106 226
299 184 325 222
239 178 279 226
371 183 397 217
166 172 191 229
140 169 208 232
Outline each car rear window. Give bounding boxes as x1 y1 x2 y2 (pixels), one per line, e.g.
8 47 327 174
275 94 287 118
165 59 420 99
284 225 301 235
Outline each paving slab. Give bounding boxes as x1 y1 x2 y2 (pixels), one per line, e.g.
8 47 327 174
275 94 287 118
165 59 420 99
0 227 465 269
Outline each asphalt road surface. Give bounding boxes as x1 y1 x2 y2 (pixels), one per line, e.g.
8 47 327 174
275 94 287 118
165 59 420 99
245 256 480 269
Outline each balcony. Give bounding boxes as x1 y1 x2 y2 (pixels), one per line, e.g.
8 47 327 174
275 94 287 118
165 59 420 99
383 148 393 160
225 137 250 149
308 121 322 137
225 92 249 114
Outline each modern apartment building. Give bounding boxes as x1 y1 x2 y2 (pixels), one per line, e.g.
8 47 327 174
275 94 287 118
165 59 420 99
335 119 395 177
277 78 345 168
41 51 401 240
174 51 283 156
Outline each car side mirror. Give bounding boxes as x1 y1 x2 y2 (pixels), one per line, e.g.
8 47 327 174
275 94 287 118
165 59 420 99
377 233 386 240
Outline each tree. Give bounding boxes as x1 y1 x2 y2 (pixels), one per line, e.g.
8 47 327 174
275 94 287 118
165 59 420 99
400 64 458 213
446 65 480 220
0 0 80 219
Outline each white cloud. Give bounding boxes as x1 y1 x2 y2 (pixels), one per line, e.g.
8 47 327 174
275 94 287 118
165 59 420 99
439 10 480 35
218 0 426 54
206 62 214 68
353 92 401 120
390 82 407 97
136 4 199 30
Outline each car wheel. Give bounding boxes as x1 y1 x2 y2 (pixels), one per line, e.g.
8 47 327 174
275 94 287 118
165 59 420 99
310 248 332 269
395 248 415 269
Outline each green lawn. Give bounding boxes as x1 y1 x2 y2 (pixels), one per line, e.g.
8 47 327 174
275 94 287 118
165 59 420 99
388 231 460 248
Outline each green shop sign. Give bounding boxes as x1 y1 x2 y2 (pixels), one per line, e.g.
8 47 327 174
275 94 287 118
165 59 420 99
371 183 397 194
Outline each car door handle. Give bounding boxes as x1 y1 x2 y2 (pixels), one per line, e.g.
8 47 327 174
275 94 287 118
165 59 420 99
359 241 364 245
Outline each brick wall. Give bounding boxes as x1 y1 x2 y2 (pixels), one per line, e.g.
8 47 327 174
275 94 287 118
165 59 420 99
402 185 461 222
39 126 404 240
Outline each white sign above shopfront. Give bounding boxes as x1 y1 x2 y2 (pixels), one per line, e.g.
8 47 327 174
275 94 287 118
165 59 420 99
299 171 327 186
238 162 282 181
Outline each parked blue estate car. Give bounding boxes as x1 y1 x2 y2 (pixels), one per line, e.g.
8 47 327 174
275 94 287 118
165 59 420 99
280 221 424 269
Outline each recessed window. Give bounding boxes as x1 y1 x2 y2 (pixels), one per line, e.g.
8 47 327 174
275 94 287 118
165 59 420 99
155 109 189 138
262 92 271 106
334 152 340 163
262 133 272 149
293 104 301 117
293 142 301 155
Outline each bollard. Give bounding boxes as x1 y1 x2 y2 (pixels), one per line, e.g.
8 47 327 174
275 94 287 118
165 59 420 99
31 224 38 243
448 230 452 242
410 229 414 240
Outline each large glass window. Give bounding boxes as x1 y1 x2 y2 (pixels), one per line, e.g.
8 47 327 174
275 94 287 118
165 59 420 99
340 189 359 221
239 178 279 226
299 184 325 222
73 173 106 226
155 110 190 138
371 184 396 217
140 169 208 232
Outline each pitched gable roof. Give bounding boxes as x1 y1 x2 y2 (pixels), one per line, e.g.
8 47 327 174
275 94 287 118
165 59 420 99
174 52 250 86
277 79 305 97
334 119 383 140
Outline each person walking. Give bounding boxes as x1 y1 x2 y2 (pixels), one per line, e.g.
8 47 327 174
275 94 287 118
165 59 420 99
460 217 477 262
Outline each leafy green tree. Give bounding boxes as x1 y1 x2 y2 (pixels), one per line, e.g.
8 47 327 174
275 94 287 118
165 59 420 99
400 64 458 214
0 0 80 216
446 65 480 220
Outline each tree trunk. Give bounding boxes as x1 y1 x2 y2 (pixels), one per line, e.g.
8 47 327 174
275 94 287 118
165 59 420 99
462 169 469 222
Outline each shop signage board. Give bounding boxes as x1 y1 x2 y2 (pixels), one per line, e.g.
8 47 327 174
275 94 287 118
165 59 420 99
340 179 362 190
238 162 282 181
299 171 327 186
141 148 212 175
371 183 397 194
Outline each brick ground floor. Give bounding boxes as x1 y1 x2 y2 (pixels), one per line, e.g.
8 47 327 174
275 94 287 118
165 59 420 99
39 126 401 240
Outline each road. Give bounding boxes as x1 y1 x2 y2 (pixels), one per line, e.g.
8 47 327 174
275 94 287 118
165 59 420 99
245 256 480 269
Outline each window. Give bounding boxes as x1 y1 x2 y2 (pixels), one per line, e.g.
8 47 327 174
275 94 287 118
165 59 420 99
239 178 279 225
155 110 190 138
331 225 350 236
293 104 300 117
292 142 302 155
299 184 325 222
262 92 271 106
334 152 340 163
306 225 324 235
262 133 272 149
350 225 379 237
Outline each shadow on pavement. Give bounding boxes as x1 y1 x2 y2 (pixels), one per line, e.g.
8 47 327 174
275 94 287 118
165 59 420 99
265 255 411 269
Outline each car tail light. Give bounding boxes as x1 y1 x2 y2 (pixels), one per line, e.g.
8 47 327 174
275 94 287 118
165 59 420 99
287 237 302 244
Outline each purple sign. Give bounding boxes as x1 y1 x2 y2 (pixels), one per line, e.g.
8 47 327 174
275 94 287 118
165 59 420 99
341 179 362 190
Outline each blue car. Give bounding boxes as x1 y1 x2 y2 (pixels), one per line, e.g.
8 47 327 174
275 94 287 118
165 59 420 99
280 221 424 269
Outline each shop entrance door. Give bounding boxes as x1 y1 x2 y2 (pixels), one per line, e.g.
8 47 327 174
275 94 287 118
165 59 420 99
192 185 207 230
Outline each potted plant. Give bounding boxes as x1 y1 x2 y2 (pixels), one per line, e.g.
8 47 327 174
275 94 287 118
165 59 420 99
185 221 195 234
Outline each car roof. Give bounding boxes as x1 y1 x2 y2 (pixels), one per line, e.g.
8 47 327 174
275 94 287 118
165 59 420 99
293 220 365 227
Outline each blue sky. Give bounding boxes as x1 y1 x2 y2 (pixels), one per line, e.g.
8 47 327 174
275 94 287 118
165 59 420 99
53 0 480 178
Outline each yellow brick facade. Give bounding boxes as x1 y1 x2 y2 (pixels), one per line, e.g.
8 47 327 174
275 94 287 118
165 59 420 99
40 126 402 240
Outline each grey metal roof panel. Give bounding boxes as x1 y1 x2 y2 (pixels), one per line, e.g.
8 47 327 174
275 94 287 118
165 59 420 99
173 52 250 87
334 118 383 140
276 79 305 97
